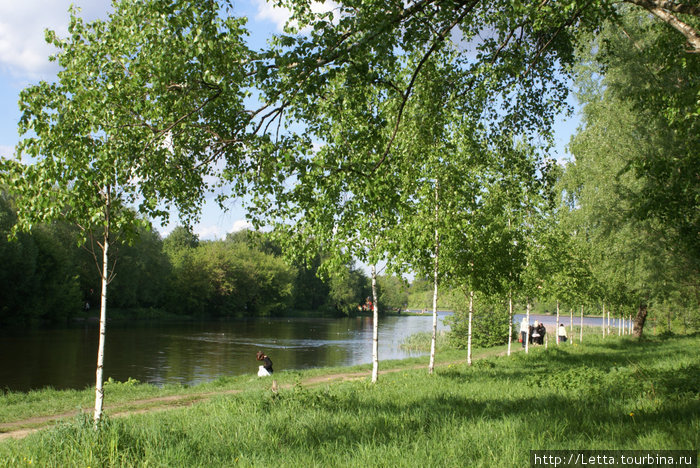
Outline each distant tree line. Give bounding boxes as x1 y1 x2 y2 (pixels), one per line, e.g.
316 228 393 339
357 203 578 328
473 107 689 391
1 192 425 327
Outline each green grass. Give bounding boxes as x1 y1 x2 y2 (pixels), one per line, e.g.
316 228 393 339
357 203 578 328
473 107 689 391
1 334 698 467
399 330 450 351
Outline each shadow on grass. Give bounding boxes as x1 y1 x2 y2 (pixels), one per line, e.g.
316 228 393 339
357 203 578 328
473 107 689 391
253 335 698 451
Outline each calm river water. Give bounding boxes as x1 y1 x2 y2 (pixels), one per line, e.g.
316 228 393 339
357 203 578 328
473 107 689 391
0 313 451 392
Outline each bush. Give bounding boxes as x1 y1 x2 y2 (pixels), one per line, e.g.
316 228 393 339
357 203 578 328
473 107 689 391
445 293 511 349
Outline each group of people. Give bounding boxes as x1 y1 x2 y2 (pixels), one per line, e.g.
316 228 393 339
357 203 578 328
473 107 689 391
258 318 571 375
519 318 568 347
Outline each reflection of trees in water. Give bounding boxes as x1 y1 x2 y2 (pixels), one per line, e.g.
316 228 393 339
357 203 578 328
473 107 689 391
1 316 447 391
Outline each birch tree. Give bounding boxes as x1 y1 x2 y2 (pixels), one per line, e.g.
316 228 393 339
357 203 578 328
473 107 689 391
1 0 255 423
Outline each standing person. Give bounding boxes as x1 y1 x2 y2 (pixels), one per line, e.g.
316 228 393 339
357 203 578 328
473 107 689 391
531 320 541 345
558 323 568 343
256 351 273 376
536 321 546 345
520 317 529 348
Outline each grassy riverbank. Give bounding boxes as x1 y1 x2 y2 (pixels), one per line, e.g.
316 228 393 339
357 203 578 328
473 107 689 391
1 334 698 467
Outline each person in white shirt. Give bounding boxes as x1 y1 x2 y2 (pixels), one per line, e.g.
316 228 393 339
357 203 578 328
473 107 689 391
558 323 568 343
520 317 529 348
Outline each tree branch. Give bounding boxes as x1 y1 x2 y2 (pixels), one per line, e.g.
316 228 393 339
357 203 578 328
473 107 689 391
372 0 480 174
625 0 700 52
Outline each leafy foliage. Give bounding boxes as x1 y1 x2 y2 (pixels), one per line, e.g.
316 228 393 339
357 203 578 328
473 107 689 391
447 293 512 349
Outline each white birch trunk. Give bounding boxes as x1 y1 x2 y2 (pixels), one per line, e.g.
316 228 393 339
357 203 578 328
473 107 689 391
603 303 607 338
94 233 108 424
579 305 584 343
570 308 573 344
629 314 633 335
507 293 513 356
429 184 439 374
619 313 623 336
467 291 474 365
428 271 438 374
525 301 531 354
607 304 610 336
556 300 560 345
371 264 379 383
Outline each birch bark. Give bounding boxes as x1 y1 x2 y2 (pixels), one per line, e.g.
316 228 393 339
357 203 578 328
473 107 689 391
467 291 474 365
371 265 380 383
507 293 513 356
525 301 531 354
603 303 607 338
570 308 573 343
429 184 439 374
94 188 111 424
556 300 560 345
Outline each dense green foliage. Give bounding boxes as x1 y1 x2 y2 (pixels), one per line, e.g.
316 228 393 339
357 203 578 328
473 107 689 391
0 194 81 326
446 293 513 349
552 7 700 335
0 334 697 466
0 196 422 325
0 0 698 345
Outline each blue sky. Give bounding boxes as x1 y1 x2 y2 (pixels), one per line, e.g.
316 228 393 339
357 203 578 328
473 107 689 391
0 0 579 242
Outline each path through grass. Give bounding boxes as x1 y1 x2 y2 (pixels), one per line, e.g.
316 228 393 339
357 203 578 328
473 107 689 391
1 335 697 467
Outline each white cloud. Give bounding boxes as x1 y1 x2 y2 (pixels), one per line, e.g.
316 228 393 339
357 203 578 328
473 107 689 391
195 224 226 241
252 0 293 31
252 0 338 32
0 1 111 79
230 219 253 233
0 144 14 159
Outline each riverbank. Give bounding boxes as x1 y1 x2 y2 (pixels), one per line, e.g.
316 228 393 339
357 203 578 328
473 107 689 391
1 334 698 466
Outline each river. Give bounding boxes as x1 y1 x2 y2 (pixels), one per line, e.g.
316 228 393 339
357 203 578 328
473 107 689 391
0 313 452 392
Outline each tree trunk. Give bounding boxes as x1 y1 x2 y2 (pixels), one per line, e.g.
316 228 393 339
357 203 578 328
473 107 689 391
624 0 700 53
629 314 633 335
619 312 623 336
94 232 108 424
579 305 584 343
371 264 379 383
607 304 610 336
467 290 474 365
603 303 607 338
525 301 531 354
633 302 648 338
556 300 560 345
429 184 439 374
94 188 112 425
507 292 513 356
569 308 573 344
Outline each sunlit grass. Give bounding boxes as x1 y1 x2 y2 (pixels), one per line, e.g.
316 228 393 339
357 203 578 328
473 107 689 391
1 334 697 467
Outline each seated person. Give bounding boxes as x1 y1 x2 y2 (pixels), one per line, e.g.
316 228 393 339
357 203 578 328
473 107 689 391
256 350 273 376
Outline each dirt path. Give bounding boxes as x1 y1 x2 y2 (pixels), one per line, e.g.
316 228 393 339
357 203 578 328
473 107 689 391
0 346 517 442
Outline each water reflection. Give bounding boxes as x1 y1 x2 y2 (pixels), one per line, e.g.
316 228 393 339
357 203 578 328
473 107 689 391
0 313 450 392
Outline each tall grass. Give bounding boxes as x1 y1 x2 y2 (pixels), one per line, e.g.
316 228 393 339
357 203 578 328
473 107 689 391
1 334 698 467
399 330 449 351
